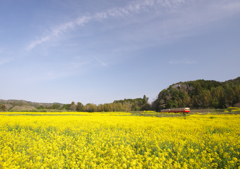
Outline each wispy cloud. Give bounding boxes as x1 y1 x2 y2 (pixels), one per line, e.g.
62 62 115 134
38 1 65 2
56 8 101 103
0 57 13 65
94 56 107 67
26 0 240 52
26 16 91 51
169 59 197 65
26 0 187 51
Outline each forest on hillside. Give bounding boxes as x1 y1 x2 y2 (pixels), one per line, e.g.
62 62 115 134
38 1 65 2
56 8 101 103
0 77 240 112
152 77 240 111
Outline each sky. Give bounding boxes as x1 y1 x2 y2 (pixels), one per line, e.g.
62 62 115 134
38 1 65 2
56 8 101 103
0 0 240 104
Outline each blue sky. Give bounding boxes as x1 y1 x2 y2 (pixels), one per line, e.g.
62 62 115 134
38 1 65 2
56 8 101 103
1 0 240 104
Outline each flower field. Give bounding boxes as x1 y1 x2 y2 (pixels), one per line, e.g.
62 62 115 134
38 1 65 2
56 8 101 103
0 113 239 168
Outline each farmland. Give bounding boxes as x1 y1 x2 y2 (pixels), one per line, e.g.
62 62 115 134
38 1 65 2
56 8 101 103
0 113 239 168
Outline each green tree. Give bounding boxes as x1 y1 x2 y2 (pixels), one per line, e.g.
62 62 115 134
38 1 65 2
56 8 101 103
212 97 219 108
143 95 148 104
166 100 174 108
70 101 76 111
84 103 97 112
37 105 45 109
61 104 71 110
97 104 104 112
201 90 212 108
158 99 166 109
76 102 83 112
52 104 61 109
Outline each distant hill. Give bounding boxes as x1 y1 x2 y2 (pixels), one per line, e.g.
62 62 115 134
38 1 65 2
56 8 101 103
152 77 240 111
0 99 63 111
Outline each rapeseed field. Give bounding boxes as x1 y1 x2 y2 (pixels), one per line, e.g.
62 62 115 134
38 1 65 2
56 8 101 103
0 113 239 168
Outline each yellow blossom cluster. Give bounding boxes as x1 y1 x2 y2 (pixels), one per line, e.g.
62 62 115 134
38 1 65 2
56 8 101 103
225 107 240 113
143 111 156 113
0 114 239 168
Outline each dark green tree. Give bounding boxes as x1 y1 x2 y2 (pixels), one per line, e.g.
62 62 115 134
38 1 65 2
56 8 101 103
212 97 219 108
61 104 71 110
76 102 83 111
52 104 61 109
37 105 45 109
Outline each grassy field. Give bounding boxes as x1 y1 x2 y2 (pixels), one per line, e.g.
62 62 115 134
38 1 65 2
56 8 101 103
0 112 239 168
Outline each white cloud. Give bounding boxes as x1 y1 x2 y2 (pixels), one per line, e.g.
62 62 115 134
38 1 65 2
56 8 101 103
26 36 51 51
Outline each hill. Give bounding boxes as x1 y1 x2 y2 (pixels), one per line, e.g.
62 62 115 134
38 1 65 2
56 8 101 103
151 77 240 111
0 99 63 111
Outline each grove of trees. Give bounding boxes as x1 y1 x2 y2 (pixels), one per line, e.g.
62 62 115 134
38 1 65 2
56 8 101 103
56 95 151 112
151 77 240 111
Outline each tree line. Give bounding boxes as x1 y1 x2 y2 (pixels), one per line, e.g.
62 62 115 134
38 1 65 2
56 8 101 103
35 95 151 112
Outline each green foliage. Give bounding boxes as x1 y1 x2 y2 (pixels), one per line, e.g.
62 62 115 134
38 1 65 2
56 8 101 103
52 104 61 109
71 95 150 112
114 95 150 111
37 105 45 109
84 103 98 112
61 104 71 110
76 102 83 111
153 77 240 111
45 103 61 110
